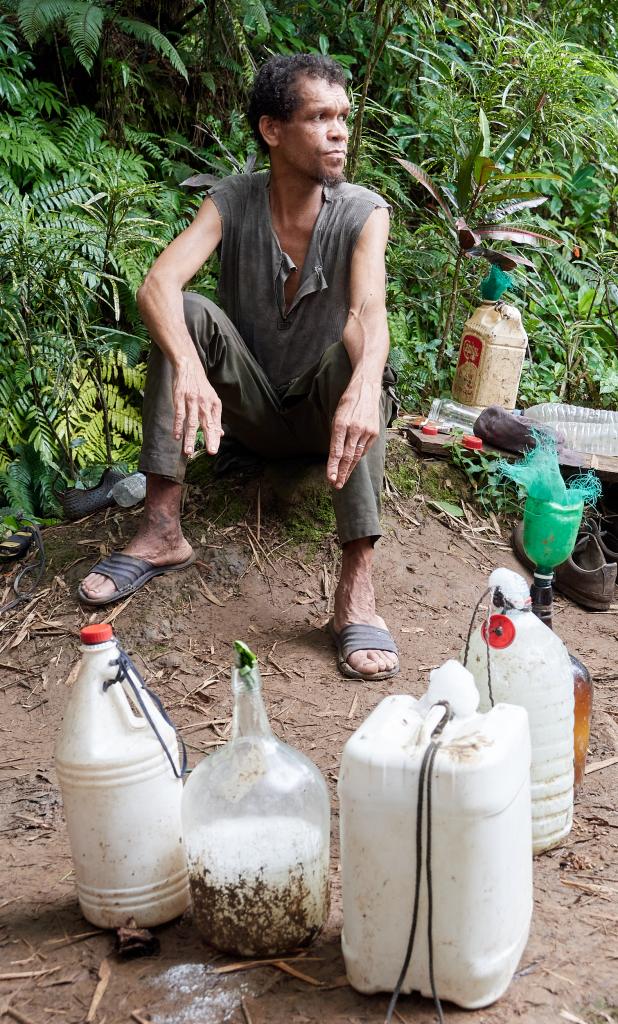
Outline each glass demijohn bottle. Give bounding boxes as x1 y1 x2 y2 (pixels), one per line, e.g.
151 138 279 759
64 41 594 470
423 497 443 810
182 641 330 956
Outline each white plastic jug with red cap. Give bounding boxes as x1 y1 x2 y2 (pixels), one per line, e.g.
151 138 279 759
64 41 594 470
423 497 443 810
54 624 189 928
465 568 574 855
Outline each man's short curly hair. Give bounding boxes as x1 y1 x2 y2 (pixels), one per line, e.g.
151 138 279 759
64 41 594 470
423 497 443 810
247 54 347 154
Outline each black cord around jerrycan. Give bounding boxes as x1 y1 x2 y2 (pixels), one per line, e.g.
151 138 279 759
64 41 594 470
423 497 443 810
384 700 453 1024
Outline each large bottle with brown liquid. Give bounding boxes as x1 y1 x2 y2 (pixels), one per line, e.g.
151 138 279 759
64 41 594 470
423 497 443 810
530 576 593 794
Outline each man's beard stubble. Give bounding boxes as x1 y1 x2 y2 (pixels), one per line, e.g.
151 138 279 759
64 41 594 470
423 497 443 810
321 172 347 187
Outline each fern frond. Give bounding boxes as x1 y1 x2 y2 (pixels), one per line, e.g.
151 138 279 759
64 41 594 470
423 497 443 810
64 3 104 71
114 17 188 81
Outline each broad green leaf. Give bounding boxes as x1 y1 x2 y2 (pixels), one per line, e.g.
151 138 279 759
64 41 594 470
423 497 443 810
577 287 597 317
473 156 497 186
428 499 465 518
479 108 491 157
456 133 483 210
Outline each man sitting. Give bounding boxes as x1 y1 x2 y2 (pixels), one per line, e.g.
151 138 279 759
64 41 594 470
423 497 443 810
79 53 399 682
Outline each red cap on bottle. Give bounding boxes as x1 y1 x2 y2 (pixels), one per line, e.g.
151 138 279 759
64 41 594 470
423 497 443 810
422 422 439 436
80 623 113 645
463 434 483 450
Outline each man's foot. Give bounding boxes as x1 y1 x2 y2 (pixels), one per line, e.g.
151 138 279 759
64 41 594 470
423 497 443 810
333 537 398 677
80 475 192 603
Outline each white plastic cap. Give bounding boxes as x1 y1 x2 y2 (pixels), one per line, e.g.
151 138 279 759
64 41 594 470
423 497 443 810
488 568 531 610
424 659 480 719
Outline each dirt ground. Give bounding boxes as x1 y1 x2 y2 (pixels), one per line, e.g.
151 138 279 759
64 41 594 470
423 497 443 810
1 438 617 1024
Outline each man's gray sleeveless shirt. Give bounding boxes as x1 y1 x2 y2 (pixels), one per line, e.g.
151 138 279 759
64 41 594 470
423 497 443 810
206 171 389 389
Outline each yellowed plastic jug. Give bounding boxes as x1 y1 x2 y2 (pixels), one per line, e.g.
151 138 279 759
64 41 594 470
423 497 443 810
452 299 527 410
55 624 190 928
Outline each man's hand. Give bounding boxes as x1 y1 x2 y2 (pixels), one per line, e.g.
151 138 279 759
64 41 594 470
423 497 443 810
327 379 382 489
172 355 224 456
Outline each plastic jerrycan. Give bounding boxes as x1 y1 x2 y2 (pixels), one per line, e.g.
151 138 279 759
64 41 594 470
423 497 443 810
465 569 574 855
451 266 528 410
338 660 532 1009
54 624 190 928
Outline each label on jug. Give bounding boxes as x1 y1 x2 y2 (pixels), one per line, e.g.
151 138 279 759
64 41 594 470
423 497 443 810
458 334 483 369
453 334 483 404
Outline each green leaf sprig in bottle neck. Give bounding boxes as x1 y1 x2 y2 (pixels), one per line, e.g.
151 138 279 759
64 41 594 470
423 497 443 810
231 640 272 740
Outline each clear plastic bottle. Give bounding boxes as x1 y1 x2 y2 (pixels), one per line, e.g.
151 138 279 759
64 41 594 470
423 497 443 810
182 642 330 957
427 397 482 431
112 472 147 507
525 403 618 456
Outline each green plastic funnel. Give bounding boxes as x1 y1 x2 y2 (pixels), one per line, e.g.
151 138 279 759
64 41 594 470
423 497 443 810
522 496 584 574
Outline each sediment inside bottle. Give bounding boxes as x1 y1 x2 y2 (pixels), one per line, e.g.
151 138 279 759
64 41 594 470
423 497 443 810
187 815 329 956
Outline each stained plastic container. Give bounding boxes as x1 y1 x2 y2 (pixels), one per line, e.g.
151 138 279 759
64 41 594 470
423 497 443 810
54 625 189 928
339 660 532 1009
182 642 330 957
465 569 574 854
452 300 528 410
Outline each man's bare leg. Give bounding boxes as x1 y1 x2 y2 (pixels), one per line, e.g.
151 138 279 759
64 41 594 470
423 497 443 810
333 537 398 676
80 475 193 602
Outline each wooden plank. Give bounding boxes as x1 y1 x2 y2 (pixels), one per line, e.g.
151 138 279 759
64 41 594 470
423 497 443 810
404 428 618 482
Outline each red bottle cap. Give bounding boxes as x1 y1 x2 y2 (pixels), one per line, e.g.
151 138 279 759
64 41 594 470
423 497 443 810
422 422 439 435
481 614 515 649
80 624 113 645
463 434 483 450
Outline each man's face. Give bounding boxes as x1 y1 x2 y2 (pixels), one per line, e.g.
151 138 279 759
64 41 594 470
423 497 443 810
267 75 350 186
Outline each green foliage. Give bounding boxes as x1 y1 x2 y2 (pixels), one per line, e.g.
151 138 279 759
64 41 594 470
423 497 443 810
449 441 521 517
15 0 187 78
0 0 617 521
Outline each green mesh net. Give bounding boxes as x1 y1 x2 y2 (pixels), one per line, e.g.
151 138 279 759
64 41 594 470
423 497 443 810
497 431 602 506
480 265 512 301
